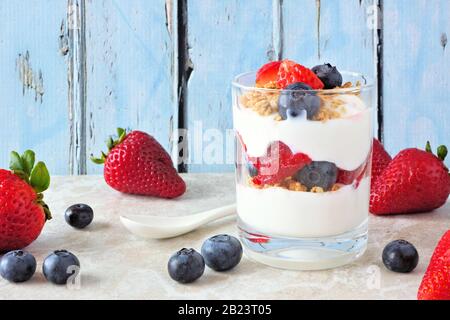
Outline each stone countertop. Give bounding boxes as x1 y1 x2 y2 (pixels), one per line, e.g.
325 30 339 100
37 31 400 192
0 174 448 300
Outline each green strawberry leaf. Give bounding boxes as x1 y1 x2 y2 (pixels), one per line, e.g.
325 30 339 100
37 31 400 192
30 161 50 193
92 128 128 165
9 151 25 173
22 150 35 176
117 127 127 144
117 127 126 139
437 145 448 161
425 141 432 153
90 155 105 164
106 136 114 150
13 170 30 181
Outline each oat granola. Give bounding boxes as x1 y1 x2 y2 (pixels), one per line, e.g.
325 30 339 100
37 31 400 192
240 90 280 116
311 186 325 193
240 81 360 121
247 176 343 193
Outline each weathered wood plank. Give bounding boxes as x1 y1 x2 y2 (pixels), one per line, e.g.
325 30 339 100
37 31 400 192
186 0 274 172
383 0 450 165
282 0 378 138
84 0 176 173
1 0 447 175
0 1 70 174
282 0 376 78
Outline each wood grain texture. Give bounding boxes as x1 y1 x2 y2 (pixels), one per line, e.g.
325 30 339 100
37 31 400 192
0 1 69 174
84 0 176 174
282 0 379 136
383 0 450 166
186 0 274 172
0 0 448 174
282 0 376 78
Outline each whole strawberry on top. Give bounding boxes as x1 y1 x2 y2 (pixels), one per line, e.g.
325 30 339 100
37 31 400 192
0 150 51 252
91 128 186 199
418 230 450 300
370 142 450 215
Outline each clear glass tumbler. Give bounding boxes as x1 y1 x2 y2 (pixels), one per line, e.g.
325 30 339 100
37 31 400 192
232 71 374 270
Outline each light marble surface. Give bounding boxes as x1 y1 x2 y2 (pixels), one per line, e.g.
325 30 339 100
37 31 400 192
0 174 448 300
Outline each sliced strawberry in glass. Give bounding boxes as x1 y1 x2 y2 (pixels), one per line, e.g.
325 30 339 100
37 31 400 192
236 132 247 152
337 162 368 187
252 141 312 185
256 61 282 87
246 232 270 244
277 59 324 90
337 169 357 185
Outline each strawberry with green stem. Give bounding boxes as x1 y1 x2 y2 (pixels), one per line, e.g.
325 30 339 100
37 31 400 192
370 142 450 215
91 128 186 199
0 150 51 252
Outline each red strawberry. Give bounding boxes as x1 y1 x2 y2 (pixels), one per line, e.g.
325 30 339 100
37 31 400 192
92 128 186 198
251 141 311 185
337 139 391 187
256 61 282 87
370 142 450 215
0 151 51 252
236 132 247 152
337 169 355 185
247 232 270 244
371 138 392 187
276 60 324 90
337 163 367 186
418 230 450 300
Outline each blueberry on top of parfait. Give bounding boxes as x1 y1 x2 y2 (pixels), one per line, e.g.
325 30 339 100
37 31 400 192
278 82 321 120
311 63 343 89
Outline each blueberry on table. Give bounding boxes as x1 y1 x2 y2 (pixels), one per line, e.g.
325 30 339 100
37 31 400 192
295 161 338 191
311 63 343 89
65 204 94 229
278 82 321 120
382 240 419 273
201 234 243 272
168 248 205 283
0 250 36 283
43 250 80 285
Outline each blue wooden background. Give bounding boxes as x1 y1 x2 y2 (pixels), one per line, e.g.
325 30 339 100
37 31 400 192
0 0 448 175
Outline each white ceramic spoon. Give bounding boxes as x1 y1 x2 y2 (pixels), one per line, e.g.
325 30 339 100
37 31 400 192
120 204 236 239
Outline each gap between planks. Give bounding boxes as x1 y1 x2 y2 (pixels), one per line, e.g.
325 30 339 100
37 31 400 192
176 0 193 173
376 0 384 142
67 0 87 175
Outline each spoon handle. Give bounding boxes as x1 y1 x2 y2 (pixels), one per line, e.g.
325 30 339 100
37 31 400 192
193 204 236 225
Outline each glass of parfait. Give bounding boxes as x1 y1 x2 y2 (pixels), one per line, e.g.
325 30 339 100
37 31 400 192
232 60 374 270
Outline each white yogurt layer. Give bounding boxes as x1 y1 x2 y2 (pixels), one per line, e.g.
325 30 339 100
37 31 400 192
233 94 373 171
237 178 370 238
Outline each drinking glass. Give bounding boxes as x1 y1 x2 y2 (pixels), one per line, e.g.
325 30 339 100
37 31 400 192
232 71 374 270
